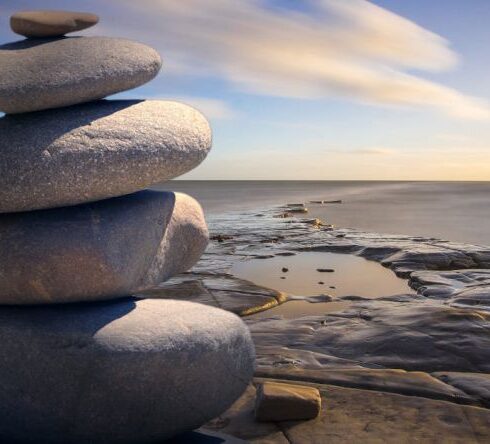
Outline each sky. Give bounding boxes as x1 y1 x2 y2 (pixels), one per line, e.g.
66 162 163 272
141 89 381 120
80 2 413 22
2 0 490 180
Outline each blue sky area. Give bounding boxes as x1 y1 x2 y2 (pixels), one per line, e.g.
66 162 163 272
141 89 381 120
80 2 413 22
2 1 489 179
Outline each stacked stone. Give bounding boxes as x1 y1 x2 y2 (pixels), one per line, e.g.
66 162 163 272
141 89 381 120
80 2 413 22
0 10 254 444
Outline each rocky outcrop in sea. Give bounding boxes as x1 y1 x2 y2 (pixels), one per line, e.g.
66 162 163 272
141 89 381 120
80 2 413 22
0 10 254 443
150 203 490 442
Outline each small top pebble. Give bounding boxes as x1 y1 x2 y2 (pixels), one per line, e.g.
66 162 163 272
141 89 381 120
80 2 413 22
10 10 99 38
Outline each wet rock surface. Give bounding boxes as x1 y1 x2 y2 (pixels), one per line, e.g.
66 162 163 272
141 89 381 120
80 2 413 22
205 379 490 444
248 301 490 373
156 203 490 435
139 273 287 316
410 269 490 310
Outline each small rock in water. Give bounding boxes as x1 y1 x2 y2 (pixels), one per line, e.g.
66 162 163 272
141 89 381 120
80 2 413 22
286 203 305 207
318 281 325 285
289 207 308 214
280 277 286 280
309 199 342 204
10 10 99 37
330 286 336 289
0 37 161 114
282 267 289 273
303 218 325 228
0 191 208 304
273 212 292 218
255 381 321 422
0 299 254 443
0 100 211 212
211 234 234 243
317 268 335 273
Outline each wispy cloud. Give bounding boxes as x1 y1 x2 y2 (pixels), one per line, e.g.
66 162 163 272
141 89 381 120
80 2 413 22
321 146 397 155
102 0 490 119
348 147 396 156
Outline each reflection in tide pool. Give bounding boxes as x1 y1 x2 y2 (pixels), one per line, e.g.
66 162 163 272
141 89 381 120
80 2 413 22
231 251 413 299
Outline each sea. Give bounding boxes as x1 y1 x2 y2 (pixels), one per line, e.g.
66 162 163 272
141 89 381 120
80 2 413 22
154 181 490 247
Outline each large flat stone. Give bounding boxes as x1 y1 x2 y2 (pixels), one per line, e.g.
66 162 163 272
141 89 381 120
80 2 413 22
248 300 490 373
206 380 490 443
0 191 208 304
411 269 490 311
433 372 490 408
0 298 255 443
0 37 161 113
0 100 211 212
255 368 474 404
10 10 99 37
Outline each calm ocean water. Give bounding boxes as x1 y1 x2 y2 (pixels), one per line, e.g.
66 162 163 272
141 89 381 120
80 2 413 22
154 181 490 246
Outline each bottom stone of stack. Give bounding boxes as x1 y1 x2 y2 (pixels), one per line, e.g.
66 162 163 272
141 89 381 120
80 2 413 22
0 298 255 444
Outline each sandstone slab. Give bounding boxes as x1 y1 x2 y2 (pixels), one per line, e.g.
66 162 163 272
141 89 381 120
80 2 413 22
0 298 255 443
0 37 161 113
0 100 211 212
434 372 490 408
0 191 208 304
11 10 99 37
206 380 490 444
255 368 473 404
255 381 321 422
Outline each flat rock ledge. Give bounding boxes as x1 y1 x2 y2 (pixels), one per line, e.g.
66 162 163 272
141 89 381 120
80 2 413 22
204 378 490 444
139 272 287 316
157 203 490 441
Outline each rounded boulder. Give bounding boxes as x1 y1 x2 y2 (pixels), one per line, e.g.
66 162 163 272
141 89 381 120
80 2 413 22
0 100 212 212
0 191 208 304
0 37 161 113
0 298 255 443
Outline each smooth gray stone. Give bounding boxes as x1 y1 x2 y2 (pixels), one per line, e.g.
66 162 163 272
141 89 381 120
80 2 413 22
0 37 161 113
0 190 208 304
10 10 99 37
0 298 255 443
0 100 212 212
